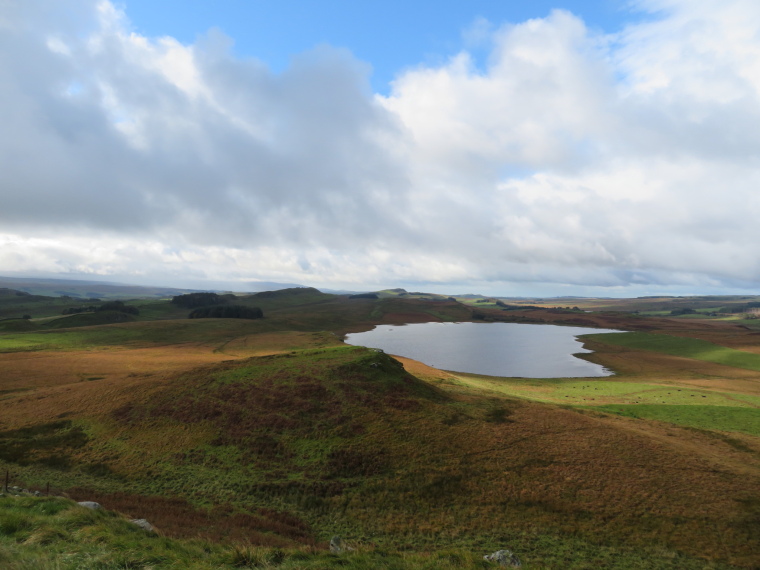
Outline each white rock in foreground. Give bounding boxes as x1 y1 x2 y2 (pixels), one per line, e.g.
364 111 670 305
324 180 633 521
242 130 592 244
130 518 155 532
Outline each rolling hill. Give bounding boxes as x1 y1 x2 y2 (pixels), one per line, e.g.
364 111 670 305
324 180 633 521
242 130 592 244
0 287 758 568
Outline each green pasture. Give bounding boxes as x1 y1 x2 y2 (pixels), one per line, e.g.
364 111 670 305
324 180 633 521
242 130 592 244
594 404 760 437
730 318 760 330
584 332 760 372
451 373 760 436
453 375 760 407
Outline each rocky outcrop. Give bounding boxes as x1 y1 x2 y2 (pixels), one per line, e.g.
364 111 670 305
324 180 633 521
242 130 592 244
329 535 344 553
130 518 155 532
484 549 522 567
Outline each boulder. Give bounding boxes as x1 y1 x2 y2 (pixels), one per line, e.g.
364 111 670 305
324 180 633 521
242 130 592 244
130 518 155 532
329 535 344 554
484 549 522 567
77 501 101 510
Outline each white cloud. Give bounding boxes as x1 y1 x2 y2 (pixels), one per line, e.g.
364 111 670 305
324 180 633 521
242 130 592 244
1 0 760 294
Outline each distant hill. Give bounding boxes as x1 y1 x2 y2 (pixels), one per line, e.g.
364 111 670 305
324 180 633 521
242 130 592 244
0 276 310 300
244 280 309 292
250 287 323 299
0 276 195 300
0 287 49 302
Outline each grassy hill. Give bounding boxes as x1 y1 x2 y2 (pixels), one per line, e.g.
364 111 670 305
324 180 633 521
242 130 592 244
0 287 759 567
0 494 507 569
2 346 754 568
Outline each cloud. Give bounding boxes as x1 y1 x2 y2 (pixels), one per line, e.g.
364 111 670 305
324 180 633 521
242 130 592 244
1 0 759 294
379 2 760 290
0 0 410 245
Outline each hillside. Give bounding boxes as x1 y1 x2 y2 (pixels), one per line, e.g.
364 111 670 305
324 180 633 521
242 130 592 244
0 276 307 300
0 494 509 569
3 346 755 568
0 288 759 567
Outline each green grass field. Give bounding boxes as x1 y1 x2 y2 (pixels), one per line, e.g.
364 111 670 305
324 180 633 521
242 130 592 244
451 375 760 408
592 404 760 436
584 332 760 372
451 373 760 435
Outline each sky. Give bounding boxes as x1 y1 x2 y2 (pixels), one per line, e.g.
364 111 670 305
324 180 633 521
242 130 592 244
2 0 760 297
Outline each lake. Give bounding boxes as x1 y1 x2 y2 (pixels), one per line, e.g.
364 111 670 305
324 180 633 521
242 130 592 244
344 322 621 378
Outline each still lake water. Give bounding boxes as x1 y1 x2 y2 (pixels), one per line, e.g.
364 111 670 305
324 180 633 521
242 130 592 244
344 322 621 378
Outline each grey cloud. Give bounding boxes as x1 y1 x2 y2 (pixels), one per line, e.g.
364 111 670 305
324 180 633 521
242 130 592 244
1 3 412 250
3 0 760 294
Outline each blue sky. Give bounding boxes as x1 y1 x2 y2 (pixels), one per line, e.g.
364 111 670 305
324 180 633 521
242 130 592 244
3 0 760 296
121 0 634 92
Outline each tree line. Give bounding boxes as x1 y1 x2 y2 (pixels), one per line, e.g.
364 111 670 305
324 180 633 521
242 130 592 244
62 300 139 315
189 305 263 320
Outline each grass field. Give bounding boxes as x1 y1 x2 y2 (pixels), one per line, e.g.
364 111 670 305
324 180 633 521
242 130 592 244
449 375 760 408
584 332 760 371
0 318 278 353
592 404 760 436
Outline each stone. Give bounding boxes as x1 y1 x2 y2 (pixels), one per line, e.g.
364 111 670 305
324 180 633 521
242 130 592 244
329 535 344 554
130 518 155 532
77 501 101 510
484 549 522 568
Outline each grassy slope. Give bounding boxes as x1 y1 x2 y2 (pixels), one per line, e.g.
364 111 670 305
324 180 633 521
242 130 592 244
452 375 760 406
585 332 760 372
1 347 758 567
4 495 735 570
551 331 760 436
591 404 760 436
1 292 760 567
0 294 79 320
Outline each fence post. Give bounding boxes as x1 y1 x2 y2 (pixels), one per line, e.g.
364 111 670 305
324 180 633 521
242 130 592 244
4 469 8 493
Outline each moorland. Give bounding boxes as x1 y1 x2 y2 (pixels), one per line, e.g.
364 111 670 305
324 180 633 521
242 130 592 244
0 283 759 569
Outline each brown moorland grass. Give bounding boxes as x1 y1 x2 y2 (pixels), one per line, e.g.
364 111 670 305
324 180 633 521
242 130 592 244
3 346 758 566
0 330 342 395
61 490 321 547
2 297 760 567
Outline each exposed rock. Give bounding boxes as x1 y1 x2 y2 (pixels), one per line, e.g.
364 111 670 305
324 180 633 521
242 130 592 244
77 501 101 510
484 549 522 567
329 535 344 554
130 518 155 532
